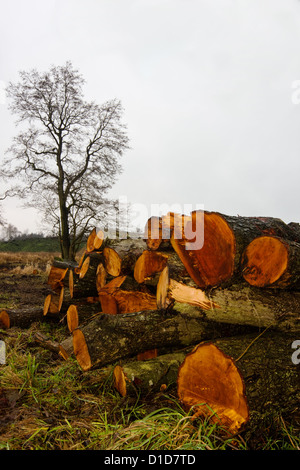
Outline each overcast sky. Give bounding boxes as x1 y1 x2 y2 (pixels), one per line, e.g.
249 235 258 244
1 0 300 232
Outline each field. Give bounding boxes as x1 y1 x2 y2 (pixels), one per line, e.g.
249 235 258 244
0 252 299 451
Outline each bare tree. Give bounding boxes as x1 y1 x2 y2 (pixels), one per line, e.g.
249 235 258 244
2 62 129 260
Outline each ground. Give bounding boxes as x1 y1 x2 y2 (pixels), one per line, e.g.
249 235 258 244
0 252 299 450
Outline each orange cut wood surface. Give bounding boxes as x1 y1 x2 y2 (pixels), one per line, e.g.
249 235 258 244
0 310 10 329
177 342 249 435
242 236 288 287
72 329 92 371
171 211 235 288
103 247 122 277
134 250 168 283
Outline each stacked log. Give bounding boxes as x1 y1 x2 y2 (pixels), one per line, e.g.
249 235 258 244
5 210 299 437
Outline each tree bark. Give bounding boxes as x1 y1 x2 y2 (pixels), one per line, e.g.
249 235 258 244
60 308 255 369
171 211 300 289
174 282 300 333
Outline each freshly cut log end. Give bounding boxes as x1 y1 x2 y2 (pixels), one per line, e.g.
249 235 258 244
72 329 92 371
69 269 74 298
103 247 122 277
93 230 104 250
99 275 127 293
134 250 168 284
0 310 10 329
86 228 97 253
79 256 91 279
43 288 64 316
47 266 68 291
156 266 171 309
113 365 127 397
67 305 79 332
99 292 119 315
144 216 163 250
242 236 292 288
58 345 69 361
171 211 235 288
96 263 107 291
177 342 249 435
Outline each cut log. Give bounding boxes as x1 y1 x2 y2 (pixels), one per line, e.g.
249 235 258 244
43 288 64 316
72 329 92 371
177 342 249 435
67 304 79 332
71 253 103 298
144 213 191 251
113 350 189 397
171 210 300 289
133 250 168 283
47 265 69 292
241 236 300 289
103 239 146 277
179 332 300 436
60 308 254 369
113 331 299 436
86 227 97 253
174 282 300 333
93 229 104 250
96 263 107 292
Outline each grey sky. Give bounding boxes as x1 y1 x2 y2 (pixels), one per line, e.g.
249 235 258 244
1 0 300 232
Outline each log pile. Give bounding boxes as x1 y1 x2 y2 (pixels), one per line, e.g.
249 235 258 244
2 210 299 436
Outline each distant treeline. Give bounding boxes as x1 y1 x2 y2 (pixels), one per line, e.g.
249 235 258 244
0 235 61 253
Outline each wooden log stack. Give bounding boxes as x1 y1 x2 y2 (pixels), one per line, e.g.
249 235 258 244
2 210 299 437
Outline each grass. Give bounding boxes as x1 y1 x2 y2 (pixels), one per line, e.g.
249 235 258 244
1 321 299 451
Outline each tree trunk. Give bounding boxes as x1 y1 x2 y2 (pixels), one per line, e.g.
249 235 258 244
60 308 255 370
157 267 300 333
171 211 300 289
174 282 300 333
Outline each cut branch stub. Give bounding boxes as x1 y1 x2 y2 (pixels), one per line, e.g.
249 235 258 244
0 310 10 329
144 213 191 250
43 288 64 316
93 230 104 250
241 236 300 289
67 304 79 332
113 365 127 397
47 265 68 292
72 329 92 371
134 250 168 284
177 342 249 435
96 263 107 291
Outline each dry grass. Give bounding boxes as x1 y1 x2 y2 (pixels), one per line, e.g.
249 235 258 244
0 252 60 276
